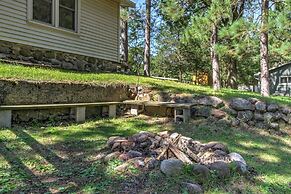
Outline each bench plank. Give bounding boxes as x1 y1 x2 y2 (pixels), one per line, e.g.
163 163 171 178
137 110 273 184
0 102 121 110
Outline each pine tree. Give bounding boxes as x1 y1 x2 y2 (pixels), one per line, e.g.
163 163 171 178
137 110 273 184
144 0 151 76
260 0 270 96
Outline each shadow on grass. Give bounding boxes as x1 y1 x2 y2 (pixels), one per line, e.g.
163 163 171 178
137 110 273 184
0 118 290 193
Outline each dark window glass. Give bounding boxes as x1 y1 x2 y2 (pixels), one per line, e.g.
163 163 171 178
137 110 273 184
288 77 291 83
33 0 53 24
281 77 288 83
59 0 76 31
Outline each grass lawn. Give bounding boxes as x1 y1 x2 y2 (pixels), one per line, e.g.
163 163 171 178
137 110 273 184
0 63 290 105
0 117 290 193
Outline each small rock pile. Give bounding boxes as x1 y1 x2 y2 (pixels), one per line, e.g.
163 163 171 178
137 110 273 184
104 131 248 177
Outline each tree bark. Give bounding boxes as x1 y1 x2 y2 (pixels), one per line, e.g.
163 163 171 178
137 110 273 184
211 24 221 90
120 8 129 65
144 0 151 76
260 0 270 96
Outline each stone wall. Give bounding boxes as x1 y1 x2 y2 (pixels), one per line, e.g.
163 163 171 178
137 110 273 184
148 92 291 131
0 79 131 123
0 40 128 73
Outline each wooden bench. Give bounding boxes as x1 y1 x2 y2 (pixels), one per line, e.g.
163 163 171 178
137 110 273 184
0 102 121 128
123 100 195 122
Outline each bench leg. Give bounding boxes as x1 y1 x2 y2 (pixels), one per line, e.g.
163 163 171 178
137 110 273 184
183 108 191 123
130 105 139 116
108 105 117 118
75 107 86 123
0 110 12 128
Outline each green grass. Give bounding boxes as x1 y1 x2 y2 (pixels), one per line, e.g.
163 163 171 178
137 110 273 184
0 63 290 105
0 117 290 193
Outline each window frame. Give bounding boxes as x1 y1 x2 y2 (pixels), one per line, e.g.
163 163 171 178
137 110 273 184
280 76 291 85
27 0 81 34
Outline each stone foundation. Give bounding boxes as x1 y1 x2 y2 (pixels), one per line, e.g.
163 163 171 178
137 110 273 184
0 40 128 72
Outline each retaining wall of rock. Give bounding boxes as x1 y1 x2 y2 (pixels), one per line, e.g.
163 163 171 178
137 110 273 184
0 79 131 124
0 40 128 73
148 92 291 131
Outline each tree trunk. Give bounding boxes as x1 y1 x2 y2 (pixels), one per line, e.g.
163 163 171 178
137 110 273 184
144 0 151 76
227 59 238 89
211 24 221 90
120 8 129 65
260 0 270 96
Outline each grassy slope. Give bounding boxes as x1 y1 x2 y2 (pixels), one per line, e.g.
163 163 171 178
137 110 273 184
0 63 290 105
0 118 290 193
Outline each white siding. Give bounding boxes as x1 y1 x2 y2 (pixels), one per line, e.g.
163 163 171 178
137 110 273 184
0 0 120 62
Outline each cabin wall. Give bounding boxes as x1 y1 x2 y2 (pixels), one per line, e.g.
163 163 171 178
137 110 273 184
0 0 121 69
270 65 291 96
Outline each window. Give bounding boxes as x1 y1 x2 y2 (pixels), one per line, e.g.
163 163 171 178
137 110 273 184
280 76 291 84
29 0 79 32
33 0 53 24
59 0 76 31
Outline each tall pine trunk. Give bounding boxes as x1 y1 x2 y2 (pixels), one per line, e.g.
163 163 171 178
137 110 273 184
144 0 151 76
120 8 129 65
211 24 221 90
260 0 270 96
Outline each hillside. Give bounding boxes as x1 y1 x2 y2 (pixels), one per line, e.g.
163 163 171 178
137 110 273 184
0 63 290 105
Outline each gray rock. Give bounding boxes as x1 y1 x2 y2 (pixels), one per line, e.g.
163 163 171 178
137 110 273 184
160 159 183 176
182 182 203 194
232 118 240 127
255 122 267 129
233 161 248 175
193 106 212 118
127 150 143 158
50 58 61 66
209 161 230 178
192 164 210 179
268 122 279 130
281 106 291 114
146 158 160 170
248 98 259 104
255 101 267 112
204 142 229 153
197 96 224 108
254 113 264 121
62 62 76 70
228 153 247 166
237 111 253 122
264 112 275 123
211 109 226 119
230 98 254 111
267 104 279 112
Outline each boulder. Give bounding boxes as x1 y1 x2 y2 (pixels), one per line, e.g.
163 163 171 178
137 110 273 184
230 98 254 111
264 112 275 123
160 159 183 176
204 142 229 153
193 106 212 118
281 106 291 114
209 161 230 178
228 153 247 166
211 109 226 119
182 182 203 194
237 111 253 122
254 113 264 121
231 118 240 127
255 101 267 112
192 164 210 179
197 96 224 108
232 161 248 175
268 122 279 130
127 150 143 158
146 158 160 170
267 104 279 112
